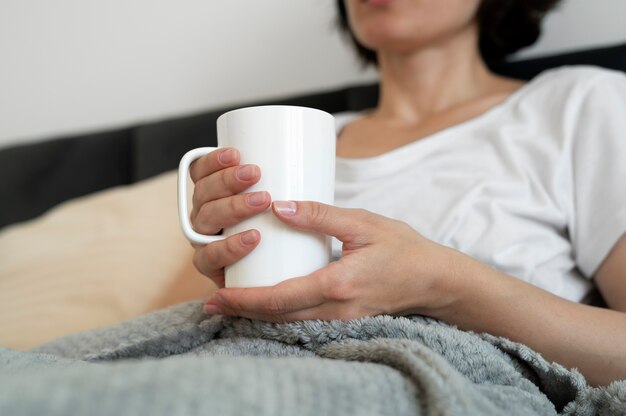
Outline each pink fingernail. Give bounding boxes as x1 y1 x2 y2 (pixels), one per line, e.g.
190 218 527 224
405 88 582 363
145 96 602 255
241 230 259 245
273 201 297 216
236 165 258 181
218 149 234 165
246 191 267 207
203 303 223 315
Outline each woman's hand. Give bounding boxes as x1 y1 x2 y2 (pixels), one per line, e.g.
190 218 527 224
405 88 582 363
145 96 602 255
199 201 626 386
189 148 271 288
202 201 462 322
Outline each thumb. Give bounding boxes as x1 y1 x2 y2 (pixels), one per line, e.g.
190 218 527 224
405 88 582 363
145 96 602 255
271 200 373 241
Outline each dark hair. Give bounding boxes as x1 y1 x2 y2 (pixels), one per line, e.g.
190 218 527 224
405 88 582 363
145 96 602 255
335 0 562 65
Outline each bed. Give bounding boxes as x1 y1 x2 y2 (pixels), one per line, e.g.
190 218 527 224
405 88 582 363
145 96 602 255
1 43 625 415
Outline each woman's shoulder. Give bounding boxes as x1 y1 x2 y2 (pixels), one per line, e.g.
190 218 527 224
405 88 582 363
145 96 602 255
504 65 626 126
525 65 626 98
538 64 625 79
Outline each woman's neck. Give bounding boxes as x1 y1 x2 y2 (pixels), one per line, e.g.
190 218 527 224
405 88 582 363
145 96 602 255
374 25 502 124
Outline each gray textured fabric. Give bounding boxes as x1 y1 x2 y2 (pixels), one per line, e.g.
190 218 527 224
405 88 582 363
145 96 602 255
1 300 625 415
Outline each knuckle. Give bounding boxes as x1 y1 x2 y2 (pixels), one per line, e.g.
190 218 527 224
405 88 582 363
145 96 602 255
196 196 251 234
228 196 249 223
321 272 355 302
203 243 224 268
387 218 414 238
191 175 219 212
190 152 221 182
224 235 244 259
353 208 370 220
191 186 205 212
353 208 374 225
352 208 379 234
326 282 351 303
224 293 244 314
195 204 216 233
219 168 232 190
193 246 220 277
320 274 352 302
263 296 288 317
308 203 330 228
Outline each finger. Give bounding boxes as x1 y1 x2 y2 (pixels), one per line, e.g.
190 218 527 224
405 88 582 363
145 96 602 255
193 229 261 279
205 272 328 321
189 147 240 183
272 201 377 243
192 164 261 210
205 299 366 323
206 302 326 323
209 273 226 289
204 291 368 322
193 191 271 235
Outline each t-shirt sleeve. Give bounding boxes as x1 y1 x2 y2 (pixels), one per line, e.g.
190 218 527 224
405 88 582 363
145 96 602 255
569 70 626 278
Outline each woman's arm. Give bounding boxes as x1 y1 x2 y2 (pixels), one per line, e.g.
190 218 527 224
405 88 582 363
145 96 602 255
595 234 626 312
436 234 626 387
203 201 626 386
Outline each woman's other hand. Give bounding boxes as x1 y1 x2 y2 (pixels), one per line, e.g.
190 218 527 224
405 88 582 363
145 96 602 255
189 148 271 288
202 201 461 321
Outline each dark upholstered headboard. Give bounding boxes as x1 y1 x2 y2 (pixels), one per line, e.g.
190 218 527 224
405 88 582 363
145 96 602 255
1 42 625 229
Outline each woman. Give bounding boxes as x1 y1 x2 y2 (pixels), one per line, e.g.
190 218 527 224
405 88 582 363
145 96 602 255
189 0 626 386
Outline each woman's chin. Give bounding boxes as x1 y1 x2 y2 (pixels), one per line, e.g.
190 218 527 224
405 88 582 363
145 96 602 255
358 32 421 55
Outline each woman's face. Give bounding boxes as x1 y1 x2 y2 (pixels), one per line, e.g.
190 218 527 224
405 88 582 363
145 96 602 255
344 0 481 55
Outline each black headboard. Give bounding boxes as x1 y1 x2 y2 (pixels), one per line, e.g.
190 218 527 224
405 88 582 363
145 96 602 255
1 42 625 229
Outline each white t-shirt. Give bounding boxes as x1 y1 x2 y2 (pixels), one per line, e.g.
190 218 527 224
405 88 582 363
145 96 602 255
332 66 626 303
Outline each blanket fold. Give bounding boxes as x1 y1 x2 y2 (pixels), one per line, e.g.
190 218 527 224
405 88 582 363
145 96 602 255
2 300 625 415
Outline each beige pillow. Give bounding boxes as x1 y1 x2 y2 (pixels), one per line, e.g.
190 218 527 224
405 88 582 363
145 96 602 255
0 171 215 350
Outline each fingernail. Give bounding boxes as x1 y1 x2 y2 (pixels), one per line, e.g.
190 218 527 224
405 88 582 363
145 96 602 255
273 201 297 216
241 229 259 245
236 165 257 181
218 149 235 165
246 191 267 207
203 303 223 315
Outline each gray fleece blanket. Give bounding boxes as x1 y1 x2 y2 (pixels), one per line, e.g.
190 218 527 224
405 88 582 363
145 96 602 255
1 300 624 415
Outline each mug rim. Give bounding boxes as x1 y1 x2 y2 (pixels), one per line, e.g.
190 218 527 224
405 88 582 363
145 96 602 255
217 105 334 124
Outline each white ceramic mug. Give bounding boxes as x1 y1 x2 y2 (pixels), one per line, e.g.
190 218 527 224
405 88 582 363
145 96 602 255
178 105 336 288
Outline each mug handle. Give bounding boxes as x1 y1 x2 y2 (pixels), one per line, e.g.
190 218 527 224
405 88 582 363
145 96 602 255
177 147 225 245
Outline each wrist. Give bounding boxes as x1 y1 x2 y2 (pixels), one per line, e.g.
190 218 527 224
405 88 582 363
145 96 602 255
428 246 477 318
427 248 544 334
414 245 517 325
401 244 473 318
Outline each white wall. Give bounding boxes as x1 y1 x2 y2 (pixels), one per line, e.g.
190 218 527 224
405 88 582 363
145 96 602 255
0 0 376 147
0 0 624 148
518 0 626 59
